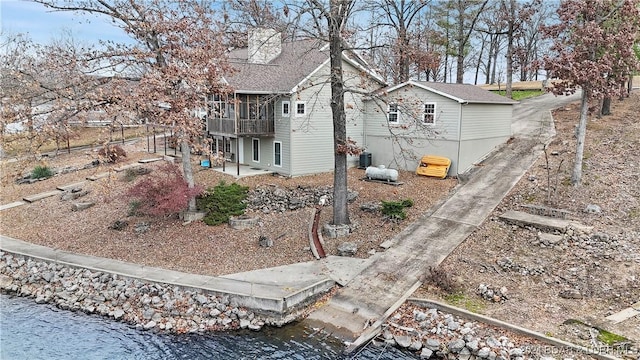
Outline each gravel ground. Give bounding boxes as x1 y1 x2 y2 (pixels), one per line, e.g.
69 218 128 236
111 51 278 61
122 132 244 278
415 91 640 351
0 143 457 277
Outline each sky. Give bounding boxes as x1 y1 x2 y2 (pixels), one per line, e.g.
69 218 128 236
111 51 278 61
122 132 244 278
1 0 130 45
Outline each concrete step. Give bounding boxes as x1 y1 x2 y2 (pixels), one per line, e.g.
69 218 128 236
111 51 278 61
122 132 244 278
0 201 26 211
56 181 86 191
114 163 141 172
138 157 163 163
605 301 640 324
86 172 110 181
23 190 62 203
499 210 592 233
304 302 369 340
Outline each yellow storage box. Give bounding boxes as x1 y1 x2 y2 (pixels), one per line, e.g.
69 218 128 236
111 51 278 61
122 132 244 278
416 155 451 179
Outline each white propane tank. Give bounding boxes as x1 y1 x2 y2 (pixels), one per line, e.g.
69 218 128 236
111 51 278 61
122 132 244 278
365 165 398 182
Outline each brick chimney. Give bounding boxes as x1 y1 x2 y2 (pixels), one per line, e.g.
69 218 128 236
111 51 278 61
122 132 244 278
248 28 281 64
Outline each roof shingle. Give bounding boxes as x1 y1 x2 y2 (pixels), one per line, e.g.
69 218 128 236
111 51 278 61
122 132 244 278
225 39 329 93
413 81 519 104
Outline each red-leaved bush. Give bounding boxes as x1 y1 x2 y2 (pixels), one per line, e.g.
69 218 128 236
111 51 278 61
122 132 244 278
126 162 202 216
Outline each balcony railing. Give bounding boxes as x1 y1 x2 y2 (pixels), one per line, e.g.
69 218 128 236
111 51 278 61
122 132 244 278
207 118 274 136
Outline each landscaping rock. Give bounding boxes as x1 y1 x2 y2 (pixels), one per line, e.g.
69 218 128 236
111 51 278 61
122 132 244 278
360 202 381 213
72 202 95 211
61 189 91 201
245 185 358 214
229 215 259 230
420 348 433 359
134 222 150 234
258 235 273 248
584 204 601 214
394 334 412 348
337 242 358 257
448 338 466 353
559 289 583 299
109 220 129 231
0 253 272 335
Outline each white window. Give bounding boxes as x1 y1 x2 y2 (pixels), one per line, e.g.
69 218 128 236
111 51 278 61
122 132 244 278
282 101 290 117
274 141 282 167
387 103 399 123
252 138 260 162
423 103 436 124
295 101 306 117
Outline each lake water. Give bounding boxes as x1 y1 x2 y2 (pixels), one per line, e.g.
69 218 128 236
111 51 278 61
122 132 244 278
0 294 419 359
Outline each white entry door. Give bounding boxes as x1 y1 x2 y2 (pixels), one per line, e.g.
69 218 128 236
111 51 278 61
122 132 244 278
238 138 244 163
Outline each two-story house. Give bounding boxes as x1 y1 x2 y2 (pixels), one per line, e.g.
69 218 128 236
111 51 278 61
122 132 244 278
206 28 385 177
207 29 517 179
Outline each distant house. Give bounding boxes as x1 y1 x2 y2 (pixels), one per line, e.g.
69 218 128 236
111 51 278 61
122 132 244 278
363 81 518 176
206 28 385 177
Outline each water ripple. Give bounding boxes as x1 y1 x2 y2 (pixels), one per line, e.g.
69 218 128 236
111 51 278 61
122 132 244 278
1 294 417 360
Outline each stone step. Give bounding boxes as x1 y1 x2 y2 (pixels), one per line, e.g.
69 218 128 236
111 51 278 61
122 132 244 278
138 157 163 164
23 190 62 203
0 201 26 211
86 172 110 181
499 210 592 233
605 301 640 324
114 163 141 172
56 181 86 191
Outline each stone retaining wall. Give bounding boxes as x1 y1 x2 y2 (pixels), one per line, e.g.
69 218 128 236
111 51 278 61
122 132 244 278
0 251 282 334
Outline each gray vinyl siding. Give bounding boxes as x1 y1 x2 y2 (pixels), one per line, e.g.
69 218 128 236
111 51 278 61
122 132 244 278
364 86 460 141
365 135 461 175
289 63 335 176
288 60 375 176
273 96 292 175
363 84 514 177
235 96 293 175
457 137 506 174
343 62 376 168
460 104 513 140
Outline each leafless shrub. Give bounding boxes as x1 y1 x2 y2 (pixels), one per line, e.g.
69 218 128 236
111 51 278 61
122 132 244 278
424 266 461 294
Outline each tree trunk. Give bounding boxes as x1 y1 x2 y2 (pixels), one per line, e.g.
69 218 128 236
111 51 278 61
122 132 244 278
505 0 515 99
474 35 485 85
180 138 197 211
601 96 611 116
329 1 350 226
571 90 589 186
456 3 465 84
485 36 494 84
456 36 465 83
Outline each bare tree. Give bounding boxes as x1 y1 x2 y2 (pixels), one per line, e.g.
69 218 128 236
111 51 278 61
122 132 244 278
514 1 552 81
298 0 358 226
541 0 640 185
364 0 432 83
222 0 291 47
34 0 233 211
449 0 489 83
1 31 109 157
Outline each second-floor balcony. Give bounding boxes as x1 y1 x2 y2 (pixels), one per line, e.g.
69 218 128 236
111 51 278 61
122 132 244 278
205 93 277 137
207 117 274 136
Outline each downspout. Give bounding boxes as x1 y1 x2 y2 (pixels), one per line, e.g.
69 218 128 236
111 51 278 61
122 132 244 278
362 99 367 153
456 102 466 177
234 91 240 176
288 94 294 176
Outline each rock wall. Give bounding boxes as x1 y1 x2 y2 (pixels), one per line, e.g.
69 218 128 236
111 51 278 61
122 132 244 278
0 251 272 334
245 184 358 213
